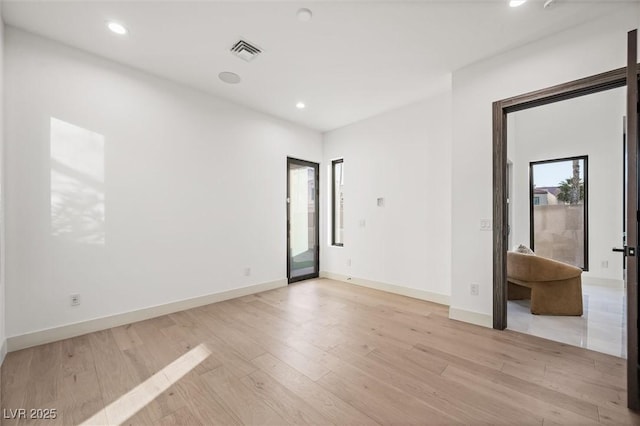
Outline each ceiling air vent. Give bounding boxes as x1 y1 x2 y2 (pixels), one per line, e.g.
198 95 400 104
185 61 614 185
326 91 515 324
230 40 262 62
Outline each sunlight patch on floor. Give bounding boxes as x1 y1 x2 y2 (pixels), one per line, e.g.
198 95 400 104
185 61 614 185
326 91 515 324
81 343 212 425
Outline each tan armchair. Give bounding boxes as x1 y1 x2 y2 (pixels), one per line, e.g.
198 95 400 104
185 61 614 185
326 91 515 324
507 251 583 316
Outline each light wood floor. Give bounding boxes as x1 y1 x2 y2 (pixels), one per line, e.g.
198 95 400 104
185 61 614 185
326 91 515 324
2 278 640 425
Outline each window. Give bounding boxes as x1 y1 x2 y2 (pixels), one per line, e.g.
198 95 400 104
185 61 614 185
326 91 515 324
530 156 588 270
332 159 344 246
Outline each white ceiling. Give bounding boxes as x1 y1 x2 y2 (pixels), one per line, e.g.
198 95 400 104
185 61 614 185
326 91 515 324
2 1 636 132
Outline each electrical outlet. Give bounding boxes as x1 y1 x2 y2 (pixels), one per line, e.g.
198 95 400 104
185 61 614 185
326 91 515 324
480 219 492 231
244 267 251 276
601 260 609 269
70 294 80 306
347 258 352 267
470 284 479 296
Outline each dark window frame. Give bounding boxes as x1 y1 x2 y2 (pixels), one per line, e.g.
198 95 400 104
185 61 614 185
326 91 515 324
529 155 589 271
286 157 320 284
331 159 344 247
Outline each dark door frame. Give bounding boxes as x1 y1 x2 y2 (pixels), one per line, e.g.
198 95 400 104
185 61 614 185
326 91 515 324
492 63 640 328
286 157 320 284
626 29 639 410
492 54 640 409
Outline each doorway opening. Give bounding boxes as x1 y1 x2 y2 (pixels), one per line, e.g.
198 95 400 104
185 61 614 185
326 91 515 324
505 88 624 358
492 36 640 408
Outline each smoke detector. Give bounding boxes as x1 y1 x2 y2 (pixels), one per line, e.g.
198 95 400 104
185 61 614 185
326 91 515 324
230 39 262 62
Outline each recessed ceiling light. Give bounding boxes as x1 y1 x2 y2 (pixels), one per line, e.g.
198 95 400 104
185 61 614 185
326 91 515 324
107 21 128 35
297 8 313 22
509 0 527 7
219 72 241 84
296 102 306 109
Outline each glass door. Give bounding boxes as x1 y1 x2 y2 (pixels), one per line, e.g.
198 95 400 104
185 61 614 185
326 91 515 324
287 158 319 283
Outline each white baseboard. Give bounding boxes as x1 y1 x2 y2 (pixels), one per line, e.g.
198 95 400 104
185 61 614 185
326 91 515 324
320 271 450 306
7 279 287 352
449 307 492 328
582 276 624 289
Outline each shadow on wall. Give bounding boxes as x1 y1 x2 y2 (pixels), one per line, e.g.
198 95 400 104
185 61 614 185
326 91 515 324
50 117 105 245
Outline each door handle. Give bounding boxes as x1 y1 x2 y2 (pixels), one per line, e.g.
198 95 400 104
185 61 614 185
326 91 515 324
613 246 636 256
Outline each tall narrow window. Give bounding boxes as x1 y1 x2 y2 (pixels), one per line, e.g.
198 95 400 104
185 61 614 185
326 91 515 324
530 156 588 270
332 159 344 246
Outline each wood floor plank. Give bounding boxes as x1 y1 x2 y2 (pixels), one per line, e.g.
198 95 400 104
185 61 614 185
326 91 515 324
158 324 223 376
413 342 601 421
247 299 315 325
366 347 536 424
87 329 156 425
329 343 517 425
251 352 377 425
218 318 332 381
180 313 259 378
541 364 626 408
200 366 287 425
120 344 189 422
213 298 300 338
597 403 640 425
24 341 62 409
595 357 626 379
157 405 203 426
1 278 637 425
282 336 344 372
56 336 106 425
60 335 95 378
441 364 597 425
189 304 267 361
111 323 144 352
57 370 107 426
172 371 242 426
240 369 332 424
1 348 33 425
316 370 459 425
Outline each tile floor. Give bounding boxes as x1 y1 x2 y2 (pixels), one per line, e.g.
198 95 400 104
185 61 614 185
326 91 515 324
508 282 627 358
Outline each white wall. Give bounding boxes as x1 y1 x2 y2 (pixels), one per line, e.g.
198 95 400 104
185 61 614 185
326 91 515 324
510 87 625 283
451 5 640 324
4 28 322 338
322 89 452 301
